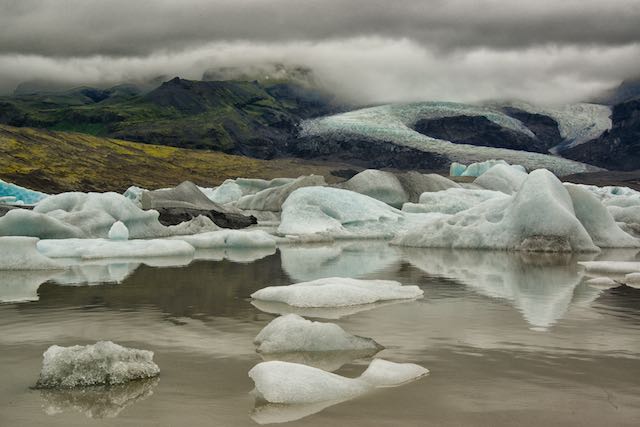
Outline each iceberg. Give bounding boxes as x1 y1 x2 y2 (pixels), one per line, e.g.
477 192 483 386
254 314 382 354
108 221 129 241
394 169 601 252
403 187 508 215
236 175 326 212
578 261 640 277
337 169 408 208
37 238 195 260
473 164 529 194
170 229 276 249
251 277 423 308
249 359 427 405
0 178 48 204
625 272 640 288
36 341 160 388
0 236 61 270
205 177 296 205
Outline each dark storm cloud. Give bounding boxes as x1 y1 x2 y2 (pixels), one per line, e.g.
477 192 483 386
1 0 639 56
0 0 639 103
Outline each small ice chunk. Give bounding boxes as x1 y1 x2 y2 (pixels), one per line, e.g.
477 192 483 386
624 272 640 289
249 359 427 405
254 314 382 354
36 341 160 388
585 277 620 289
0 236 61 270
251 277 423 308
108 221 129 241
449 162 467 177
579 261 640 276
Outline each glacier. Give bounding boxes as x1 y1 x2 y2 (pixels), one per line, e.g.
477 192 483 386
301 102 601 175
35 341 160 388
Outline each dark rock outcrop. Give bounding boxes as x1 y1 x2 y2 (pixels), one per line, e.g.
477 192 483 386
501 108 563 150
155 207 256 229
412 115 550 153
563 99 640 171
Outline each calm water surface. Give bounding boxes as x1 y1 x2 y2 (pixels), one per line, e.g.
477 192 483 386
1 242 639 426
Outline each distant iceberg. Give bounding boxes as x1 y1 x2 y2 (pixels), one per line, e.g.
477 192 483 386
0 178 48 204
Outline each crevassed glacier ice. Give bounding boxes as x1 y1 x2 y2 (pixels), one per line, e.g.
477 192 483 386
0 178 48 204
337 169 408 208
36 341 160 388
37 238 195 260
394 169 601 252
251 277 423 308
249 359 427 405
254 314 382 354
301 102 600 175
0 236 61 270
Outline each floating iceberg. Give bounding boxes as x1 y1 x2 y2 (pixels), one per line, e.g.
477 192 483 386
0 236 61 270
171 229 276 249
449 159 525 178
249 359 427 405
337 169 408 208
37 238 195 260
394 169 624 252
0 178 48 204
251 277 423 308
204 177 296 205
473 164 529 194
625 273 640 288
403 188 507 215
254 314 382 354
36 341 160 388
108 221 129 241
237 175 326 212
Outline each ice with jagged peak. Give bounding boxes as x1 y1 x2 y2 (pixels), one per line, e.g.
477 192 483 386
237 175 326 212
449 159 526 178
171 229 276 249
395 169 607 252
473 164 529 194
254 314 382 354
0 236 61 270
494 100 612 151
338 169 408 208
249 359 427 405
301 102 600 175
0 178 48 204
108 221 129 241
403 188 508 215
251 277 423 308
37 238 195 260
36 341 160 388
278 186 430 239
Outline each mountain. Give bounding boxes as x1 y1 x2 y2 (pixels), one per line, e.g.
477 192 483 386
562 98 640 171
0 125 346 193
0 77 341 158
591 76 640 106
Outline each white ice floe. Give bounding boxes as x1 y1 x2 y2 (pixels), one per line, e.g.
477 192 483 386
249 359 427 405
236 175 326 212
395 169 601 252
37 238 195 260
36 341 160 388
0 236 61 270
625 273 640 288
171 229 276 249
338 169 408 208
473 164 529 194
403 187 507 215
254 314 382 354
578 261 640 277
107 221 129 241
251 277 423 308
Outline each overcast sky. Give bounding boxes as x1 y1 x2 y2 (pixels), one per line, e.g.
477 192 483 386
1 0 639 103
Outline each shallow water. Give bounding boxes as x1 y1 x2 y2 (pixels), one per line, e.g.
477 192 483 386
1 242 640 426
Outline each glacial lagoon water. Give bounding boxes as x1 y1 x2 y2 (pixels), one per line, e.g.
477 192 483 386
1 242 640 426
